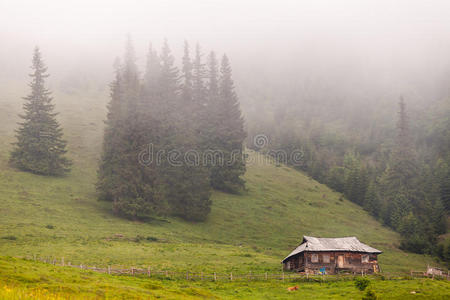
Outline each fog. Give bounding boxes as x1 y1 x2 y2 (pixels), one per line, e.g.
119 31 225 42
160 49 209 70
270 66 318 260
2 0 450 267
2 0 450 112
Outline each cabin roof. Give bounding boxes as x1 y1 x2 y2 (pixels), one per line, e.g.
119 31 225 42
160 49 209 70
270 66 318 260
282 236 382 263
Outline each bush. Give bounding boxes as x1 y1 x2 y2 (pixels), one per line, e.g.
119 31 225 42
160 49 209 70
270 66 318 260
45 224 55 229
1 235 17 240
362 289 378 300
354 277 370 291
146 236 158 242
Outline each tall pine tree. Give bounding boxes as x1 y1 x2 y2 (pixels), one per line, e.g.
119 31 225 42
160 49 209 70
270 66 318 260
10 47 71 176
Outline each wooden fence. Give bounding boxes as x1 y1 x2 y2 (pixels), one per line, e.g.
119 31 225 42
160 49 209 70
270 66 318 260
27 255 449 282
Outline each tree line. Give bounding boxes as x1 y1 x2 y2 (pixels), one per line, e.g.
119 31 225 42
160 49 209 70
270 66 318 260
10 41 246 222
255 96 450 263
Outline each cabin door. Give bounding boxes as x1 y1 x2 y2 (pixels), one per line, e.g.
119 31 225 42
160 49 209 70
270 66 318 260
337 255 344 268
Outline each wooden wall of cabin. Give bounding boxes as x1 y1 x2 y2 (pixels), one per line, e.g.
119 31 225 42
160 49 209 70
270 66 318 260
283 253 305 271
284 252 379 274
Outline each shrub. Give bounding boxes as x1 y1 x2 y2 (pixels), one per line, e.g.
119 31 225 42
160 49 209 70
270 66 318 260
1 235 17 240
45 224 55 229
362 289 378 300
354 277 370 291
146 236 158 242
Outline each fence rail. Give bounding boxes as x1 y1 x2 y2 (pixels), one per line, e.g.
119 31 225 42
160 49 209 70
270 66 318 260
25 255 449 282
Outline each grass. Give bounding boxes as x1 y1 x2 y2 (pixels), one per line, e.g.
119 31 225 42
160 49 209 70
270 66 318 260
0 143 438 273
0 80 447 298
0 256 449 299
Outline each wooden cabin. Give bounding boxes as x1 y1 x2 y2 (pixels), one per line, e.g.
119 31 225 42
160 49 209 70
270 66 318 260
282 236 382 274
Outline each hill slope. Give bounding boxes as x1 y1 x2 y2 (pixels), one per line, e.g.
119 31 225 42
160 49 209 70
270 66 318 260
0 82 438 274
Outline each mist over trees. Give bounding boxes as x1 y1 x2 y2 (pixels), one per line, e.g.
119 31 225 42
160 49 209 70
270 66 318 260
97 38 246 221
254 91 450 260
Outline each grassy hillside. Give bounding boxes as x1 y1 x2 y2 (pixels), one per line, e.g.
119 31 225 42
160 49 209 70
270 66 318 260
0 82 440 276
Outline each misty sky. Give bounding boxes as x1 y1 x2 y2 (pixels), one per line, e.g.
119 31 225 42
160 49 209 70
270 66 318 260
1 0 450 107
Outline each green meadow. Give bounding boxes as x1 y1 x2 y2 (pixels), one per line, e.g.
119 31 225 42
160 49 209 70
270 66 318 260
0 84 448 298
1 257 449 299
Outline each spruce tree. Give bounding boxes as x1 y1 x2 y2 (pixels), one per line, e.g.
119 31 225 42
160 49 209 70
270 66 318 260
437 157 450 212
390 192 411 229
208 54 246 193
159 40 211 221
96 58 124 201
144 43 161 94
343 152 367 205
202 50 220 151
192 44 207 109
112 36 155 218
207 51 219 99
386 97 418 194
10 47 71 176
364 181 380 217
181 41 193 104
379 98 419 228
98 38 161 218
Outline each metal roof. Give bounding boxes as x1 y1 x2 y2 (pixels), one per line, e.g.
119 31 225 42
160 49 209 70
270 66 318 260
282 236 382 263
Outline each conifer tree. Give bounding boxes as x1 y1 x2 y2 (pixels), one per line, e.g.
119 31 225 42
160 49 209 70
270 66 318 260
98 38 160 218
385 97 418 194
96 58 124 201
364 181 380 217
209 54 246 193
112 36 156 217
437 158 450 212
379 98 419 227
160 40 212 221
343 152 367 205
10 47 71 176
207 51 219 99
390 192 411 229
192 44 207 109
202 50 220 150
181 41 193 104
144 43 161 94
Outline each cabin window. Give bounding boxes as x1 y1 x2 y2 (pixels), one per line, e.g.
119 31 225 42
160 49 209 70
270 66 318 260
311 254 318 263
322 254 330 263
361 254 369 263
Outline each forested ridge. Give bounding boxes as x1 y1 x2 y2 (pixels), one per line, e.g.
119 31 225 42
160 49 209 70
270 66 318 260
247 82 450 263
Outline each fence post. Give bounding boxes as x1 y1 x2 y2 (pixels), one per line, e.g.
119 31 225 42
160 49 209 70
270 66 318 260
61 257 64 266
265 272 268 280
131 268 135 276
108 265 111 275
165 270 168 278
214 272 217 281
186 271 189 280
201 272 204 281
282 271 285 281
33 254 36 261
230 272 233 281
147 266 151 277
80 264 83 270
